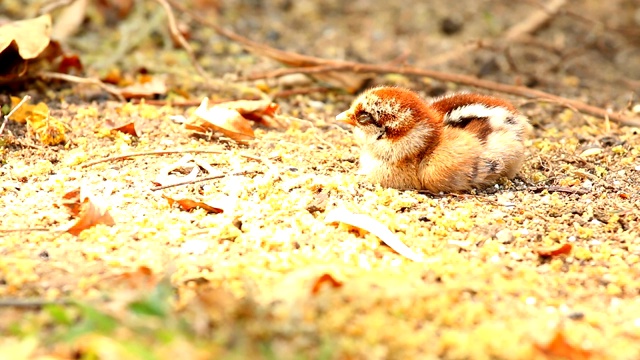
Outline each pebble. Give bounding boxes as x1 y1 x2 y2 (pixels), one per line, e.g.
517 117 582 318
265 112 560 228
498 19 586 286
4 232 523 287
495 229 514 244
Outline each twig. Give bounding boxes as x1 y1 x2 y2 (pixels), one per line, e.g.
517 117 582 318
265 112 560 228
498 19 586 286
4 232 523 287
154 0 211 82
0 228 53 233
38 72 125 101
80 149 268 168
503 0 567 40
151 170 259 191
0 95 31 135
254 64 640 126
527 186 589 195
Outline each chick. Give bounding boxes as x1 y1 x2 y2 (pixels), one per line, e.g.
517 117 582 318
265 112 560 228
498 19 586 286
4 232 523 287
336 86 530 192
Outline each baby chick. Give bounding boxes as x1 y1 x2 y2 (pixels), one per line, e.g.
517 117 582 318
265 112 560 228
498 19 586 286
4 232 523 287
336 86 530 192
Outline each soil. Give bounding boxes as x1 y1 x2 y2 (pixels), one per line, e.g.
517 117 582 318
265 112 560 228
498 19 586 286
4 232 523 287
1 0 640 359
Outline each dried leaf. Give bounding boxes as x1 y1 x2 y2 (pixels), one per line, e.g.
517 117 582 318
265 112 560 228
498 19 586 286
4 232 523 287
57 54 83 74
191 97 255 143
217 99 281 128
325 208 424 262
0 15 63 83
118 75 167 100
61 188 82 215
162 195 223 214
310 273 343 295
535 243 572 258
63 191 115 236
0 15 52 59
105 119 139 137
534 330 594 360
154 155 220 187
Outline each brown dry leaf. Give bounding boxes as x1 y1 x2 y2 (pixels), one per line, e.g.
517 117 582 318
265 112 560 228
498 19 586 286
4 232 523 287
534 329 595 360
105 119 139 137
0 15 52 60
190 97 255 143
62 188 115 236
61 188 82 215
111 266 158 289
535 243 572 258
118 75 167 100
310 273 343 295
0 15 62 83
217 99 281 128
325 208 424 262
162 194 224 214
57 54 84 74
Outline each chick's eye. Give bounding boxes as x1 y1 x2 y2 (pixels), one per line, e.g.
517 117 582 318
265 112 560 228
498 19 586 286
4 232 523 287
357 112 375 125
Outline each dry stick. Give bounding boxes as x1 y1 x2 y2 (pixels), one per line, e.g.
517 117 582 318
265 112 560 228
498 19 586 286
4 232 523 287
257 63 640 127
38 72 125 101
151 170 259 191
0 95 31 135
154 0 211 82
503 0 567 40
167 0 639 127
81 149 266 168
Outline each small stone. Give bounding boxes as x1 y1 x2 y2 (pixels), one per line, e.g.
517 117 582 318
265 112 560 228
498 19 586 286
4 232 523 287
495 229 514 244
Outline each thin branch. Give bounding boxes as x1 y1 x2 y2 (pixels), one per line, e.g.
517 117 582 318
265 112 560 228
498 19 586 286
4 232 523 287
504 0 567 40
151 170 259 191
254 64 640 126
80 149 269 168
38 72 125 101
0 95 31 135
154 0 212 82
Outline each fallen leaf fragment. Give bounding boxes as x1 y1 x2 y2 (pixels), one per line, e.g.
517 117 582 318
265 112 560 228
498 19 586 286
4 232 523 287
535 243 572 258
534 329 594 360
118 76 167 100
190 97 255 143
105 119 139 137
311 273 343 295
325 208 424 262
62 188 115 236
162 195 223 214
217 99 281 128
154 155 219 187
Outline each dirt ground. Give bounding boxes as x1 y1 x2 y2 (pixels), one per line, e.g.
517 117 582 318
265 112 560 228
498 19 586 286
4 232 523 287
1 0 640 359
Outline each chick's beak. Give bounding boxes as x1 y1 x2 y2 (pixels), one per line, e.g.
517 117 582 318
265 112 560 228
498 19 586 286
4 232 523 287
336 110 356 126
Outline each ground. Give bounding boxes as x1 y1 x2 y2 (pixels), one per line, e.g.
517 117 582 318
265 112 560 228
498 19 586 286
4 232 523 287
1 0 640 359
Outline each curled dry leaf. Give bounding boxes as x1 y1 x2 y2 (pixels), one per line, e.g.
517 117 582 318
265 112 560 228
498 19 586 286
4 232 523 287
190 97 255 143
0 15 63 83
534 329 594 360
217 99 281 128
61 188 115 236
162 195 223 214
105 119 139 137
535 243 572 258
325 208 424 262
